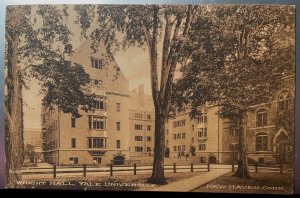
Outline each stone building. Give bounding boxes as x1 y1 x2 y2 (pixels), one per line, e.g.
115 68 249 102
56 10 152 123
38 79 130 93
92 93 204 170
129 85 155 158
165 105 238 164
42 40 131 166
246 75 295 165
41 39 294 167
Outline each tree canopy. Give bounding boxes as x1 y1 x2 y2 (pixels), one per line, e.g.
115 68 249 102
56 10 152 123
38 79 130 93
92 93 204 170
174 5 295 122
6 5 96 118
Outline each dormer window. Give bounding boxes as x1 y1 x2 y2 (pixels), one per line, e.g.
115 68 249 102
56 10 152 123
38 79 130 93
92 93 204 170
91 57 103 69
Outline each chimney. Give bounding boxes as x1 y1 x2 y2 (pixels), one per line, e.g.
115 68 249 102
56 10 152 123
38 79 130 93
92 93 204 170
138 84 144 106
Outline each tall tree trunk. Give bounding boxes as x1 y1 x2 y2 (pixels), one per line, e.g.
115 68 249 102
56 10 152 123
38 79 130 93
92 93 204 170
147 105 167 184
144 5 193 184
5 33 23 188
233 114 250 178
20 85 24 164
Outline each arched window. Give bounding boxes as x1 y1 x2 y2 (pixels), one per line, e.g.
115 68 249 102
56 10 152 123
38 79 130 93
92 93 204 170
256 133 268 151
278 91 292 111
279 95 285 110
256 109 267 127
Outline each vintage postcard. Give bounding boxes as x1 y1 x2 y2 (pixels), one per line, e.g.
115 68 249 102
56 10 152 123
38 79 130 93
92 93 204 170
3 4 295 194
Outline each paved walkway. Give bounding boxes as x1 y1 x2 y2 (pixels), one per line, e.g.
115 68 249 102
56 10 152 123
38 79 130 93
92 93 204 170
150 169 231 192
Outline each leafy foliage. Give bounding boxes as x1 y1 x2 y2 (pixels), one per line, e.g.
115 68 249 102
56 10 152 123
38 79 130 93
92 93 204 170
6 5 96 117
174 5 295 123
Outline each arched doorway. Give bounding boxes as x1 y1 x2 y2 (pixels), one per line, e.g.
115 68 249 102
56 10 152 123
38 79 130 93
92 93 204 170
274 131 289 164
208 156 217 164
113 156 125 165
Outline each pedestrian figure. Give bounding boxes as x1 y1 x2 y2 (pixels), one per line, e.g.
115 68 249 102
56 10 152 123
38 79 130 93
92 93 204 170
185 153 189 161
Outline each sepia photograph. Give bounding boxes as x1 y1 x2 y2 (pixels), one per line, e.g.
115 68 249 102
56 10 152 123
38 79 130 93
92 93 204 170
4 4 295 194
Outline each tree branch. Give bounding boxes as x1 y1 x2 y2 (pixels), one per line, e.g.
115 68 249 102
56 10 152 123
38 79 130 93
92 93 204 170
160 13 172 90
143 5 159 102
182 5 196 36
159 16 182 102
141 21 152 51
17 64 40 78
162 6 198 110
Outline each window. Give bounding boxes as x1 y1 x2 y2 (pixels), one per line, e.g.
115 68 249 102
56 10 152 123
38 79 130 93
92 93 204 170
135 113 143 119
147 136 151 141
147 125 151 131
135 147 143 152
256 109 267 127
91 57 103 69
147 147 151 152
116 122 121 131
71 117 76 128
134 124 143 130
173 134 176 139
229 128 235 136
173 120 186 128
191 125 194 131
279 92 292 111
93 157 102 164
198 113 207 123
88 138 105 148
198 128 207 138
116 140 121 149
71 138 76 148
178 145 181 151
116 103 120 112
198 117 203 123
94 79 101 86
92 97 105 110
199 144 206 151
90 79 103 87
88 116 106 130
146 114 151 120
135 136 143 141
182 133 186 139
279 95 285 110
177 134 181 139
173 146 177 151
182 145 186 151
69 157 78 165
256 133 268 151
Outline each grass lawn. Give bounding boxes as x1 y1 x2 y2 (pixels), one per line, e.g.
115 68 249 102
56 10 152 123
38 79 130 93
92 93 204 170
192 172 293 194
17 172 204 191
